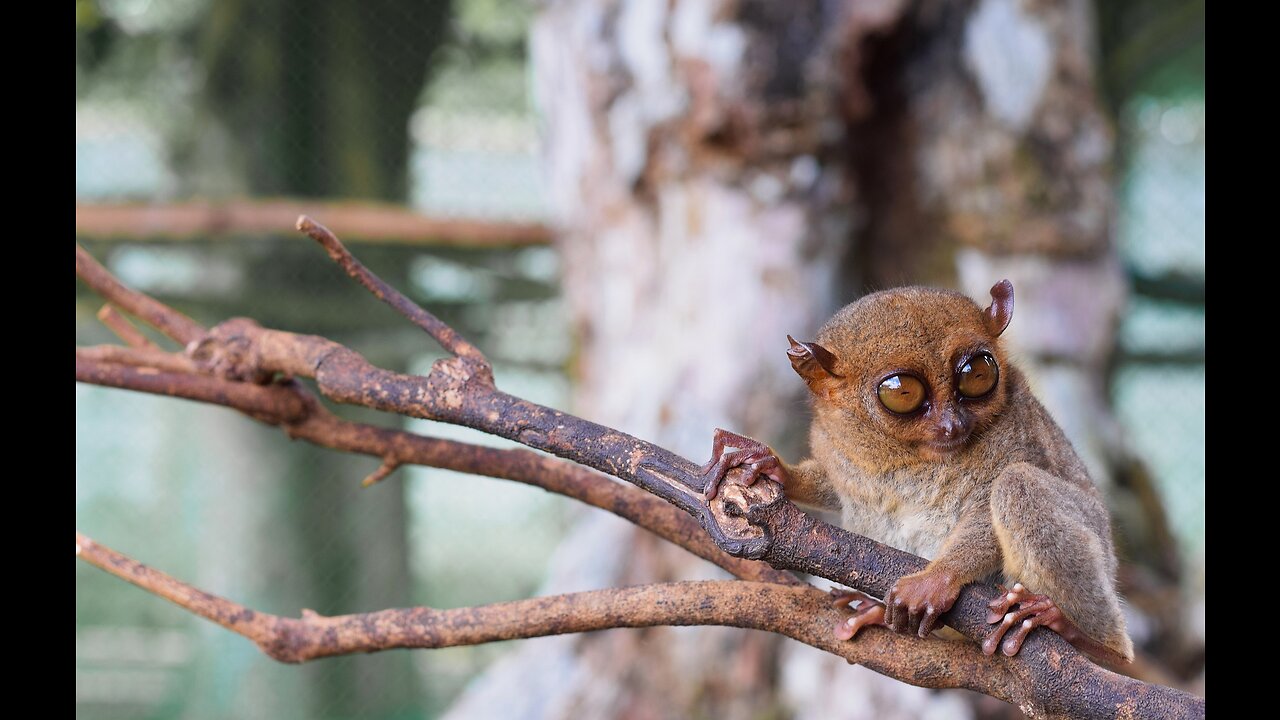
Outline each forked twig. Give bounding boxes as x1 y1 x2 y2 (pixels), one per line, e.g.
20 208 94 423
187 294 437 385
296 216 492 381
76 245 205 345
97 304 156 348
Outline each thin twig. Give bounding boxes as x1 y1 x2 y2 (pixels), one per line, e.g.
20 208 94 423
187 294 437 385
360 458 400 488
76 353 309 423
295 215 491 377
77 345 199 375
76 245 206 346
97 304 156 348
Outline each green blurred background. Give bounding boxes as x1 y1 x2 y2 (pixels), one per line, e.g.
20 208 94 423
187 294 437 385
76 1 1203 718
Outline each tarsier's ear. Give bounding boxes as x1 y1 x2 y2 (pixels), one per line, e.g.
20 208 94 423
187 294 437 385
983 280 1014 337
787 335 842 397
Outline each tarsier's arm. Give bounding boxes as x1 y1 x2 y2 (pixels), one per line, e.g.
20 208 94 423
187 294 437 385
922 498 1004 586
884 500 1002 637
781 458 841 511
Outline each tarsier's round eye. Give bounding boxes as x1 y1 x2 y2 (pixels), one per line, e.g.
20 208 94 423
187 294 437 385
958 353 999 398
878 374 926 414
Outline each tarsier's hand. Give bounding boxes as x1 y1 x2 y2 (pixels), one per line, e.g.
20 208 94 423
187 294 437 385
700 428 791 501
884 567 963 638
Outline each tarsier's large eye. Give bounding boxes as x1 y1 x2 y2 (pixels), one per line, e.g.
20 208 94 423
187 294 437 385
958 353 999 398
878 374 926 414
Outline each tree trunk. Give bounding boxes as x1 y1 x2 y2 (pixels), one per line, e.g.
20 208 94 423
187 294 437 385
180 0 450 200
450 0 1126 717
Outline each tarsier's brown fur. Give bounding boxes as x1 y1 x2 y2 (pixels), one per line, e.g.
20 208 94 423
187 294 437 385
710 282 1133 663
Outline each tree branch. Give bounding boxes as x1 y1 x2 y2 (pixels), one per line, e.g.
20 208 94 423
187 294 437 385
75 200 553 247
74 228 1205 720
296 216 492 380
74 347 790 586
76 532 1003 693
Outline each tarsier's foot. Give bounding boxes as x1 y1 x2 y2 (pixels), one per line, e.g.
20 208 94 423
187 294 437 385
830 589 887 640
983 582 1124 663
700 428 790 500
985 583 1058 656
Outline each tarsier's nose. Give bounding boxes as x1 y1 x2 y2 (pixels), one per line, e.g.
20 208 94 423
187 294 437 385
937 412 962 439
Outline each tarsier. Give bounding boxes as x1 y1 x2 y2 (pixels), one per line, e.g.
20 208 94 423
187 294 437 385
702 281 1134 665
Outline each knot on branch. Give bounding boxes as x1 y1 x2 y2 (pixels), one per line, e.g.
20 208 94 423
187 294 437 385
429 356 493 408
259 617 312 664
704 470 786 560
188 318 273 384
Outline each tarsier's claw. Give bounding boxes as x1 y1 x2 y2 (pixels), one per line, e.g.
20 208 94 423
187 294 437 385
918 606 942 638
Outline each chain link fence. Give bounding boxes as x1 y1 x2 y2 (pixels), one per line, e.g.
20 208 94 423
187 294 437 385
1114 92 1206 587
77 2 569 718
77 2 1204 717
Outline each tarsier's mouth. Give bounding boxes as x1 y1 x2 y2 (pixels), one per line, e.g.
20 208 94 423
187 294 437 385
926 434 971 452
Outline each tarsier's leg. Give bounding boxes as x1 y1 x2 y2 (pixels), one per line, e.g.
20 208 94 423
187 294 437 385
830 589 886 640
988 464 1135 664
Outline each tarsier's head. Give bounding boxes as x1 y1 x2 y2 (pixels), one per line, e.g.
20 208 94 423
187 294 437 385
788 281 1014 462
